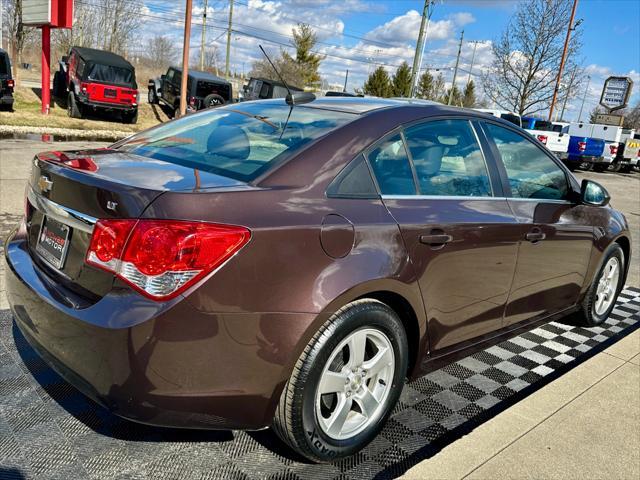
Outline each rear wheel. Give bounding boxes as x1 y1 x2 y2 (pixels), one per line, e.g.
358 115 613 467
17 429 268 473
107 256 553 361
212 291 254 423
203 93 225 108
579 161 593 171
578 243 625 327
273 299 408 462
67 92 82 118
148 89 158 104
609 162 623 173
122 109 138 124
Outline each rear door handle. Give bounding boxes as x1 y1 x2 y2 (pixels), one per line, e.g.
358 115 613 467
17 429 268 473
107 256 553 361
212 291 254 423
420 233 453 246
525 230 546 242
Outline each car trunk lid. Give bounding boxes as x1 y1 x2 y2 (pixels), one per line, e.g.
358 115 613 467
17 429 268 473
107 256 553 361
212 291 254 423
26 148 249 300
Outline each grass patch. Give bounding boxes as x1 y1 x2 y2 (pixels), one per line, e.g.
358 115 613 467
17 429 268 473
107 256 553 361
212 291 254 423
0 87 170 133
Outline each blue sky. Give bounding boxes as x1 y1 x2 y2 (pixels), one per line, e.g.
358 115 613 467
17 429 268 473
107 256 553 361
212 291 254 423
142 0 640 119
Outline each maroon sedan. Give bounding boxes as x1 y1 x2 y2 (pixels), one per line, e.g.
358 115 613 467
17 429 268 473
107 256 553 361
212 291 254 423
4 97 631 462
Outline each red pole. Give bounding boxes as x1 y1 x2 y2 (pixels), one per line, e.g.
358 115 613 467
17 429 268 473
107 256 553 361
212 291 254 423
41 25 51 115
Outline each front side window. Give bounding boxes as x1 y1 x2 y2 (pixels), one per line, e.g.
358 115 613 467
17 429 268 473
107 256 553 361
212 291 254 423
484 123 569 200
367 133 416 195
116 103 356 182
404 119 492 197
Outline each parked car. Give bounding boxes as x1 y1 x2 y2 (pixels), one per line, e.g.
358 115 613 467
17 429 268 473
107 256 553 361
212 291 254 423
148 67 232 116
53 47 139 123
523 118 570 160
242 77 303 101
0 48 15 110
565 135 606 171
5 98 631 463
474 108 522 127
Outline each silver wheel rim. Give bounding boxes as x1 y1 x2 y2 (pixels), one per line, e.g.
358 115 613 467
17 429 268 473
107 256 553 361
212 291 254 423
594 257 621 316
315 328 395 440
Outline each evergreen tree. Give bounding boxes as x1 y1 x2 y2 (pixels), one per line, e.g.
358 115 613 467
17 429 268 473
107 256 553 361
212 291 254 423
446 84 463 106
462 80 477 108
416 70 434 100
282 23 324 86
363 66 392 97
433 73 447 103
391 62 412 97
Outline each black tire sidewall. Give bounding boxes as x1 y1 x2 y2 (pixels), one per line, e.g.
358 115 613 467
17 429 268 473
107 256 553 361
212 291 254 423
298 303 408 461
204 94 224 107
584 244 625 325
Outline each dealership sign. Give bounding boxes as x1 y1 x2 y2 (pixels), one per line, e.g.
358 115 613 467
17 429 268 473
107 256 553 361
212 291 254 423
599 76 633 112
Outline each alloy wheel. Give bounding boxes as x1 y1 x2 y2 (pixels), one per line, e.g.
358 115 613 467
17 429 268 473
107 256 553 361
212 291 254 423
315 328 395 440
594 257 621 316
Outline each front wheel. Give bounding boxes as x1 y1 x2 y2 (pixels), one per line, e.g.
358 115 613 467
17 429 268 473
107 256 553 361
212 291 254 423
148 89 158 105
578 243 625 326
579 161 593 171
273 299 408 462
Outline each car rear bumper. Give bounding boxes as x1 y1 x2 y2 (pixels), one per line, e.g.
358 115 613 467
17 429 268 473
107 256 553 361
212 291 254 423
0 93 14 105
79 97 137 111
4 224 311 430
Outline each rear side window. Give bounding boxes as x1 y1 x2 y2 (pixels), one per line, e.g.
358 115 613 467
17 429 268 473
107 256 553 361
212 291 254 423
484 123 569 200
500 113 522 127
117 102 356 182
367 133 416 195
327 155 378 198
404 119 492 197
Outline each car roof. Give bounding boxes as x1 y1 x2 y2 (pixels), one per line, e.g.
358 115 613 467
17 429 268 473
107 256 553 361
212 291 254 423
169 66 231 84
72 47 134 70
293 96 474 116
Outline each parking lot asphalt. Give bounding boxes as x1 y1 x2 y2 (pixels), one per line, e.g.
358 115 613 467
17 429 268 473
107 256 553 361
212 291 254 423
1 139 639 479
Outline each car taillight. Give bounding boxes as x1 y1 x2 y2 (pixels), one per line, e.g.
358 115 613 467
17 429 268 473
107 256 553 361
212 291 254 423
609 145 618 155
537 135 548 145
86 219 250 300
81 82 88 93
7 79 14 89
189 96 196 106
578 141 587 152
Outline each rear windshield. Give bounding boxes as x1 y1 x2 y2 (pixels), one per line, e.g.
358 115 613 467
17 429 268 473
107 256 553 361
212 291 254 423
0 53 9 75
115 102 357 182
87 63 135 86
533 120 553 131
196 80 230 99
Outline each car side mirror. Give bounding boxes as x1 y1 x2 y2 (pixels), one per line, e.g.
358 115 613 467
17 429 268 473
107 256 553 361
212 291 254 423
580 179 610 206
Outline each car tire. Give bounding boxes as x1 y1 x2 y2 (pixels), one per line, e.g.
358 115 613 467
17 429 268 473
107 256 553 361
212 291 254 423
579 161 593 171
67 92 82 119
148 89 158 105
578 243 625 327
122 109 138 124
273 299 408 463
203 93 225 108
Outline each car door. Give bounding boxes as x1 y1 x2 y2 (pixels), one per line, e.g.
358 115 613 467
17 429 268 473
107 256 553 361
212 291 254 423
367 119 521 353
163 68 175 105
481 122 595 326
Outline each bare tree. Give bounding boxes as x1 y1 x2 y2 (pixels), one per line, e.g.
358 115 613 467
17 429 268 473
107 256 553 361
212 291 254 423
201 46 220 74
482 0 582 116
144 35 178 71
2 0 37 81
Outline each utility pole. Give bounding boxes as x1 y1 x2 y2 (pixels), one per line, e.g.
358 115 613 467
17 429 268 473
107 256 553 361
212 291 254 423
343 69 349 92
199 0 208 70
448 29 464 106
559 66 578 121
410 0 435 98
179 0 193 117
466 40 480 87
548 0 579 121
225 0 234 79
578 75 590 122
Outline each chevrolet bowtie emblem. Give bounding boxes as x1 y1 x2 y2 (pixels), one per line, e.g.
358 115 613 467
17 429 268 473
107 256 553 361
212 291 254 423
38 176 53 193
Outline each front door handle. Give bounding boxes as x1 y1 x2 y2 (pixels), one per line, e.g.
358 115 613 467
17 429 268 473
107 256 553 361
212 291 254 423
525 230 546 242
420 233 453 247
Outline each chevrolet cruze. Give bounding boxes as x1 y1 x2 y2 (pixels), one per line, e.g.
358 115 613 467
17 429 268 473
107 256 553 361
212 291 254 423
4 97 631 462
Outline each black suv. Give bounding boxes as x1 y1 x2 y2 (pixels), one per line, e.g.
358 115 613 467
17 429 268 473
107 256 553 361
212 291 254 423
242 77 303 101
0 48 15 110
148 67 232 116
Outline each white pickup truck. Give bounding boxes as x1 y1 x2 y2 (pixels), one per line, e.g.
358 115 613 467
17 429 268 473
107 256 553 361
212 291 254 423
524 119 570 159
614 129 639 173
